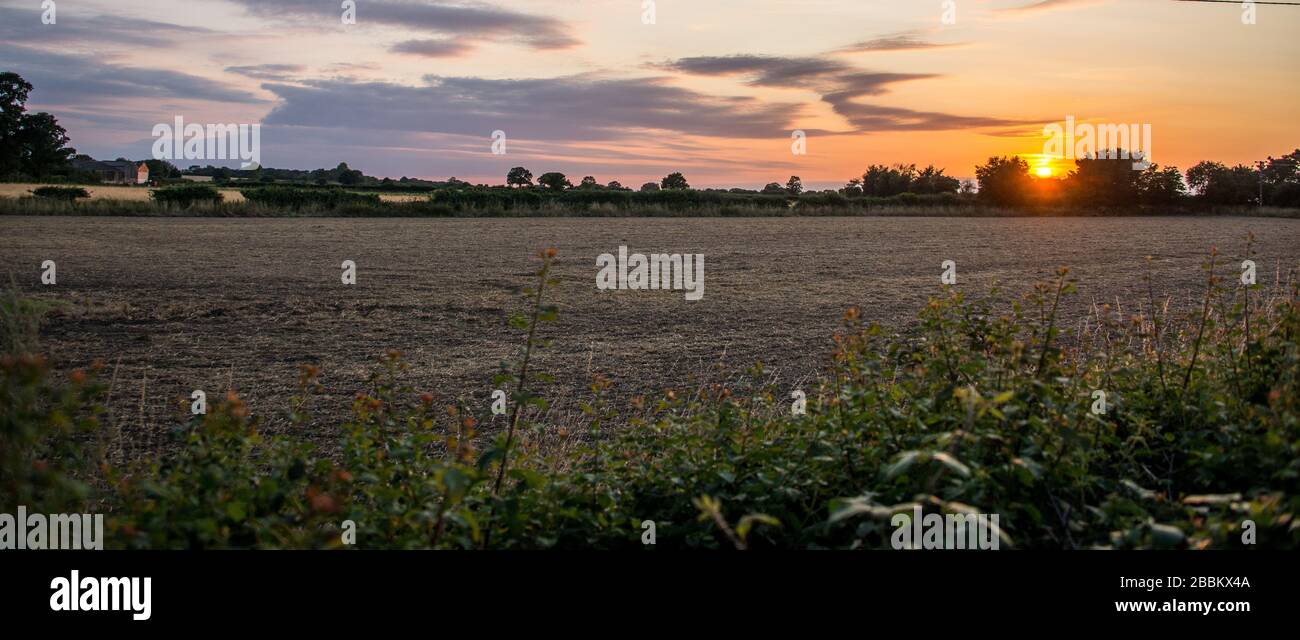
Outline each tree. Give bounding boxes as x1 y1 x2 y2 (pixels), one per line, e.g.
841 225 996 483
661 172 689 190
1186 161 1257 205
910 165 960 195
335 162 363 185
143 159 182 179
1135 165 1186 204
17 112 75 178
761 182 785 195
507 166 533 188
579 176 598 189
842 178 864 198
1065 152 1141 206
1259 150 1300 206
607 180 624 191
639 182 660 192
861 164 917 197
785 176 803 195
0 72 32 177
537 172 571 191
0 72 75 179
974 156 1031 206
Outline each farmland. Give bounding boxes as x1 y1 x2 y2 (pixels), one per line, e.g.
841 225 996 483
0 183 428 203
2 214 1298 459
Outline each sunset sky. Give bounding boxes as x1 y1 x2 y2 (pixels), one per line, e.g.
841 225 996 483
2 0 1298 189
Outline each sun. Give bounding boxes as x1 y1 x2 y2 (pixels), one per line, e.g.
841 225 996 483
1035 167 1053 178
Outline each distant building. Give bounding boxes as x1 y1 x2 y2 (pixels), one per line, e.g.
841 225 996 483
71 158 149 185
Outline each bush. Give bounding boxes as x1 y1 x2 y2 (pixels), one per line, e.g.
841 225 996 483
150 184 223 207
240 186 381 210
31 186 90 201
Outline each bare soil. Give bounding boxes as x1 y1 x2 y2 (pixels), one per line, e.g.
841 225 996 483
2 215 1297 455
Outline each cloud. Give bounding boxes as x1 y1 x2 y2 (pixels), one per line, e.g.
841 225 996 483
836 32 963 54
0 6 212 48
998 0 1104 15
662 54 1026 133
225 64 307 80
390 39 476 58
0 45 266 105
258 74 805 141
659 56 935 100
227 0 579 50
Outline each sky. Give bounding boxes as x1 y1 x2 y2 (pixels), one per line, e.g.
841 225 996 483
2 0 1298 189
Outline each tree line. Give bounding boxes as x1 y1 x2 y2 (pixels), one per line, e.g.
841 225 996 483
972 151 1300 208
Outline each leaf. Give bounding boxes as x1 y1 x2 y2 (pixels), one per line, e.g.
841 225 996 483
736 514 781 541
1150 523 1185 548
932 452 971 478
884 451 923 479
509 468 545 490
828 496 893 523
1121 479 1160 502
476 447 504 471
1182 493 1241 506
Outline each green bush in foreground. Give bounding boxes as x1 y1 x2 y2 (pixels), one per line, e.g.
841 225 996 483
3 249 1297 549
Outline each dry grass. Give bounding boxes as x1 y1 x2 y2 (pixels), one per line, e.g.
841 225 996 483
0 183 425 204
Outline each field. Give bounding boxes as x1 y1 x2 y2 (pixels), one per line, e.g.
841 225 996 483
0 183 428 203
2 214 1299 457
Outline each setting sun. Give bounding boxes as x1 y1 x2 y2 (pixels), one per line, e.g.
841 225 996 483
1036 167 1053 178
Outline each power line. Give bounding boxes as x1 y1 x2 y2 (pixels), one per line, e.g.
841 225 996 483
1174 1 1300 5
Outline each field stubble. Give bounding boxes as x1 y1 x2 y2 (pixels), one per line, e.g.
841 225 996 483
1 215 1297 458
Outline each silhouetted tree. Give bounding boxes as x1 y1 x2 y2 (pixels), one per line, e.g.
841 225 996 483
1186 161 1257 205
862 164 916 197
506 166 533 188
660 172 689 190
538 172 571 191
0 72 75 179
0 72 32 177
842 178 863 198
974 156 1031 206
1135 165 1186 204
18 112 75 177
142 159 182 179
1065 151 1141 206
639 182 660 192
1259 150 1300 206
910 165 960 195
785 176 803 195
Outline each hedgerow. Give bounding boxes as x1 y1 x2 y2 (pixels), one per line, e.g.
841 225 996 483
239 186 380 210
